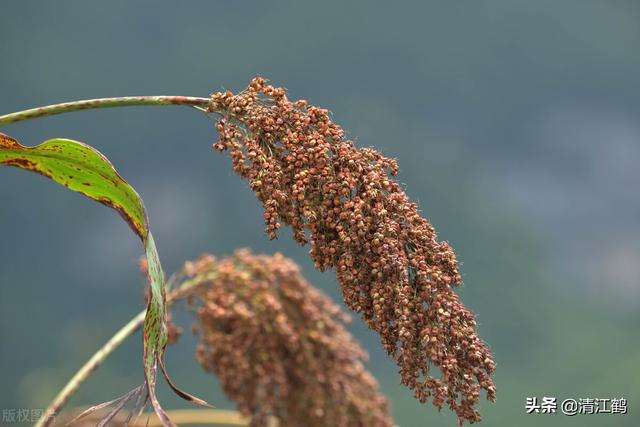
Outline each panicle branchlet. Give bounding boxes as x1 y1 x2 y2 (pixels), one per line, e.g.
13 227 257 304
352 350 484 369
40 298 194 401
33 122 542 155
209 78 496 424
189 250 394 427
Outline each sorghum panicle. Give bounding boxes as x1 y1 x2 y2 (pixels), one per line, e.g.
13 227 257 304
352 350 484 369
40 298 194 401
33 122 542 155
189 250 394 427
210 78 496 424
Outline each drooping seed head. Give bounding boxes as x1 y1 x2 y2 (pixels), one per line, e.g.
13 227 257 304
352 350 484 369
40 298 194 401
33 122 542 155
190 250 394 427
210 78 496 424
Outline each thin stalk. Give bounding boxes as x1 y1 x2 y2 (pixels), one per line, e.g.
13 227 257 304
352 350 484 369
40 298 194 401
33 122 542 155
0 96 212 126
138 409 253 426
138 409 276 426
36 272 217 427
64 409 262 427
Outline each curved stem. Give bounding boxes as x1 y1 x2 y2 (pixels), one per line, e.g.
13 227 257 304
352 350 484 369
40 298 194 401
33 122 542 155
36 272 217 427
38 311 146 427
0 96 212 126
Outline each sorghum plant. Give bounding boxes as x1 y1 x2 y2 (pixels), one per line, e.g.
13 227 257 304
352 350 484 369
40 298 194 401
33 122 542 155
0 77 495 426
190 250 393 427
211 78 496 424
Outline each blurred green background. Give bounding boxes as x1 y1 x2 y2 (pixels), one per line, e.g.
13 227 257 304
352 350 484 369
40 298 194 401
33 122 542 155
1 1 639 426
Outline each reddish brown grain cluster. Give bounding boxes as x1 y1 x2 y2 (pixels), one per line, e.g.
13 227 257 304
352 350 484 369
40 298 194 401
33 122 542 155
209 78 496 424
189 250 394 427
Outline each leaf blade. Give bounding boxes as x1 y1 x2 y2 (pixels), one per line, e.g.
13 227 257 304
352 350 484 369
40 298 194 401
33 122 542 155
0 132 208 426
0 132 148 240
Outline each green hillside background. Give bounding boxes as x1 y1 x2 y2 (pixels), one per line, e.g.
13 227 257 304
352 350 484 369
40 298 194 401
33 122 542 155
1 1 639 425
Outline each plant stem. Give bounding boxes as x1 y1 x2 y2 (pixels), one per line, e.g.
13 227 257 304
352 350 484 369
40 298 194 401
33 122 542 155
63 409 261 427
38 311 146 427
137 409 254 426
0 96 212 126
36 272 217 427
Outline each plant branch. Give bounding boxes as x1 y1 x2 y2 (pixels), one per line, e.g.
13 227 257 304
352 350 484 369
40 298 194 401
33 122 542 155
0 96 212 126
35 272 217 427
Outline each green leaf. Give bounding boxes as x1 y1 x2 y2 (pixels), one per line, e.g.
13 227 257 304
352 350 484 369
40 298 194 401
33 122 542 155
144 234 211 424
0 133 148 240
0 132 208 427
142 232 173 425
